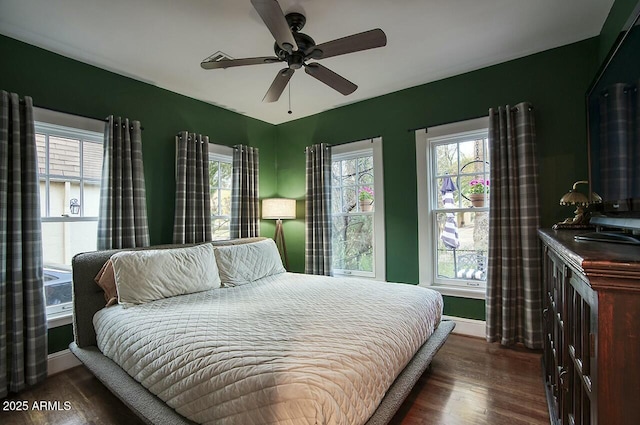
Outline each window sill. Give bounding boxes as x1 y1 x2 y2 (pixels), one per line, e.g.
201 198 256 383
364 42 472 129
418 283 486 300
47 312 73 329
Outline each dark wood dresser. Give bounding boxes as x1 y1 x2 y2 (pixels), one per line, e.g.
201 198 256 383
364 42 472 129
538 229 640 425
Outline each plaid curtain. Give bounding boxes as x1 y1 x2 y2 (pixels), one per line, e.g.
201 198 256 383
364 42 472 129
173 132 212 243
97 116 150 250
486 102 542 349
305 143 332 275
0 91 48 397
230 145 259 238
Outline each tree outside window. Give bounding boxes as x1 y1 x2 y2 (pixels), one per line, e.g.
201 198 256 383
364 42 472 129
209 154 232 240
331 151 375 276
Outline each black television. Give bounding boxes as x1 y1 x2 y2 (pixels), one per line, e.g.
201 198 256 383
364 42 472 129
582 0 640 244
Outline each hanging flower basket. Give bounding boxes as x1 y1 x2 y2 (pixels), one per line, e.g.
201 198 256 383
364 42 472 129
359 187 374 212
360 200 374 212
469 193 485 207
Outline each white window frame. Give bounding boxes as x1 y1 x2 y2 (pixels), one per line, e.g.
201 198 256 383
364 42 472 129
34 107 104 326
416 117 489 300
208 143 233 240
331 137 386 280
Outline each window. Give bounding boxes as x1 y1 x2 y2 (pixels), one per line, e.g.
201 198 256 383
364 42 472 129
331 138 385 279
34 108 104 320
416 117 489 298
208 144 233 240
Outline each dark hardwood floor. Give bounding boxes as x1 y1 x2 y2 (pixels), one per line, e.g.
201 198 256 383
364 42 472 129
2 334 549 425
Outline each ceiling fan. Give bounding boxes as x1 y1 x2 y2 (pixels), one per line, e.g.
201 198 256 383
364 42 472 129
201 0 387 103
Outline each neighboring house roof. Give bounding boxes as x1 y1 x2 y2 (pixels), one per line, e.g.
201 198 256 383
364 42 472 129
35 133 102 179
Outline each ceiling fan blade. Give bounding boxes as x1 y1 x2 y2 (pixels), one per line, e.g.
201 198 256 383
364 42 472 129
306 28 387 60
251 0 298 53
304 63 357 95
263 68 295 102
201 56 280 70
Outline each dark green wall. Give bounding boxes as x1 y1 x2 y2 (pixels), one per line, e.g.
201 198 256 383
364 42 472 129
0 35 278 246
48 324 74 354
598 0 639 63
274 38 599 319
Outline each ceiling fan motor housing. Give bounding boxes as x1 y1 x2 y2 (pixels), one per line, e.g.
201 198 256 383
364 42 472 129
273 13 318 67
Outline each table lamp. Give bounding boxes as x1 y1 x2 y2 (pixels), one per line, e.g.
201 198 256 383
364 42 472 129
556 180 602 227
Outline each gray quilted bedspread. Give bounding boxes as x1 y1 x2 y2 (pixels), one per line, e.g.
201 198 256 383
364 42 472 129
93 273 443 425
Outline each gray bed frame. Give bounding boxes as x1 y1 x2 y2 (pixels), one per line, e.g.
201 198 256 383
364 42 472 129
69 238 455 425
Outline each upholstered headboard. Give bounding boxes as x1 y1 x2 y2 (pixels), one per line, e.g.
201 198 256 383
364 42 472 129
71 237 267 348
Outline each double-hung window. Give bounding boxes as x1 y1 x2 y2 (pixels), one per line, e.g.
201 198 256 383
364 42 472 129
208 144 233 240
34 108 104 321
416 117 489 298
330 138 385 279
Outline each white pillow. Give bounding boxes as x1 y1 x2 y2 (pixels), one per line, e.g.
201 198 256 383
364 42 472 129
111 243 220 305
214 239 286 287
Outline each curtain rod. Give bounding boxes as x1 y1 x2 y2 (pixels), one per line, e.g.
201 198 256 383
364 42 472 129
302 135 380 153
406 106 533 133
407 113 489 134
34 104 144 130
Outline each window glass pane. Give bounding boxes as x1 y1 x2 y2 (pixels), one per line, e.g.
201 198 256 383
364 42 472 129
48 179 80 216
220 189 232 216
83 141 103 179
332 214 374 272
331 161 341 187
458 140 476 169
357 156 374 184
42 220 98 310
39 179 47 217
342 187 356 213
220 162 232 189
211 188 220 215
341 159 356 186
36 133 47 175
458 175 474 209
332 187 342 213
42 220 98 266
435 143 458 176
434 210 489 281
49 136 80 177
209 161 220 188
212 218 230 240
44 266 72 307
84 181 101 216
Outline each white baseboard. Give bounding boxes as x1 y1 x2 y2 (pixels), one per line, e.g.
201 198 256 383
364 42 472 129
443 315 486 338
48 349 81 376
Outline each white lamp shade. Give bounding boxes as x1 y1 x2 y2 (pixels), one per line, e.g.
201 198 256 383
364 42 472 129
262 198 296 219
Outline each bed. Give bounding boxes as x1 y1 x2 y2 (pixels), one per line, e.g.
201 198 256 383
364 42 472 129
69 237 454 425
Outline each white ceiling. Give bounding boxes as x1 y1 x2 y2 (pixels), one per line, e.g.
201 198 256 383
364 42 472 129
0 0 614 125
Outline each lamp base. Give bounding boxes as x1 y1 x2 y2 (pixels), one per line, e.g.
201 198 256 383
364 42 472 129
274 219 289 270
553 206 595 229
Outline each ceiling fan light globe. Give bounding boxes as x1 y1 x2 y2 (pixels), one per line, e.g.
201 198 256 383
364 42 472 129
288 54 304 69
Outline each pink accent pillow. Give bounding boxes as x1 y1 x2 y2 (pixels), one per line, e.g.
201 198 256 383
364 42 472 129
94 259 118 307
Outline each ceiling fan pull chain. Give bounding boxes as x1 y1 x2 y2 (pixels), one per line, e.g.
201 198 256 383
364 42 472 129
288 79 292 114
